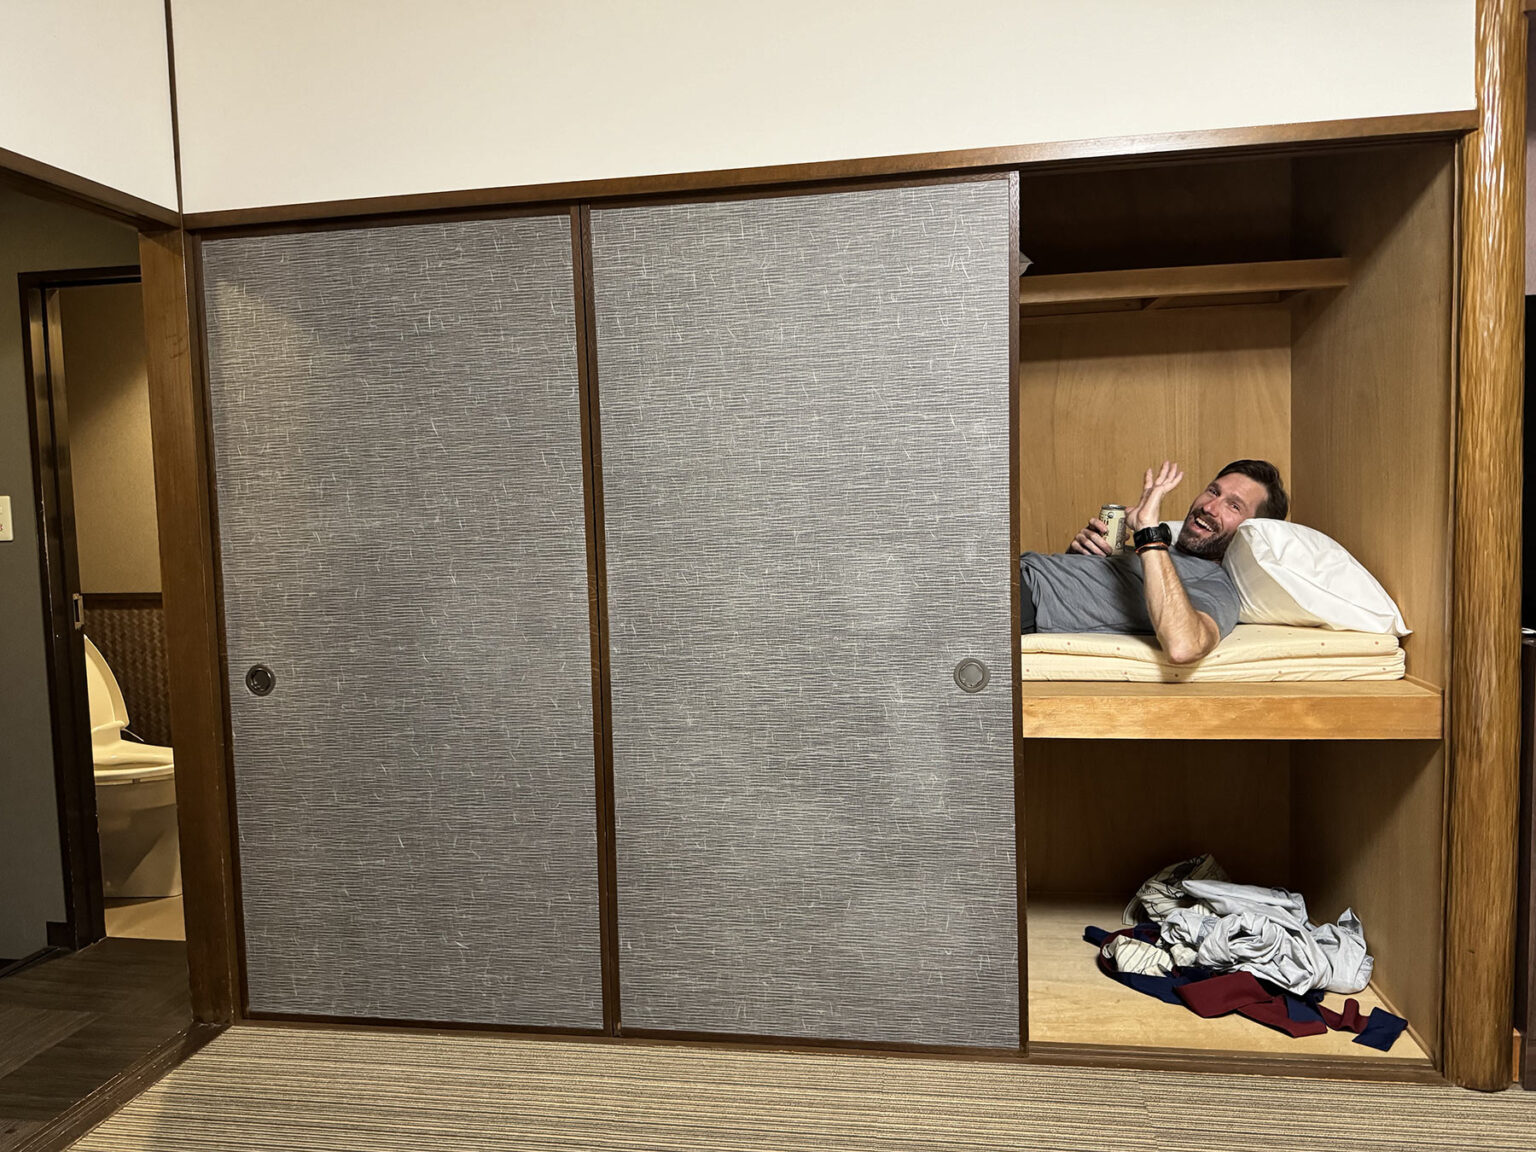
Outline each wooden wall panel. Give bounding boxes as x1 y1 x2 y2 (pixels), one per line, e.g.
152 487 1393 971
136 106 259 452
1016 308 1291 556
1017 157 1294 276
1290 743 1446 1060
1290 146 1456 688
1024 742 1291 899
1288 143 1458 1063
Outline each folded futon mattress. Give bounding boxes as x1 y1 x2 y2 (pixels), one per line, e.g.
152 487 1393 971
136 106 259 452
1019 624 1404 683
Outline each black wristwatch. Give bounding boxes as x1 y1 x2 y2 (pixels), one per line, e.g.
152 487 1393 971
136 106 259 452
1133 523 1173 550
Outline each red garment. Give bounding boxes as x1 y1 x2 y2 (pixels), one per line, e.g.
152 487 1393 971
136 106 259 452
1175 972 1269 1017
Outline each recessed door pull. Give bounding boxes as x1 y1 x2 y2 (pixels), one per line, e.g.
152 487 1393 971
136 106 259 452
245 664 276 697
954 658 989 693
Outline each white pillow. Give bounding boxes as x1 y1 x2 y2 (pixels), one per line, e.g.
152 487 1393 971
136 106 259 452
1219 519 1410 636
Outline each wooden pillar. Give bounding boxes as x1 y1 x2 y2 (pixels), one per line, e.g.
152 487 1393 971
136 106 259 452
1446 0 1525 1091
140 228 242 1025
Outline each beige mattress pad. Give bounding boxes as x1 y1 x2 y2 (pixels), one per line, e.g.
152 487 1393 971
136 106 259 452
1019 624 1404 683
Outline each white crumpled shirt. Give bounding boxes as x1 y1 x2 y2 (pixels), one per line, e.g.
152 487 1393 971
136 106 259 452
1159 878 1373 996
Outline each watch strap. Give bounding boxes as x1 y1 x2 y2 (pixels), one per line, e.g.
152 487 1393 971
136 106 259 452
1133 524 1173 549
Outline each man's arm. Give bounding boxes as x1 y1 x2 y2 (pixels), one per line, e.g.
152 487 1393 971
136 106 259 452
1138 548 1221 664
1125 460 1220 665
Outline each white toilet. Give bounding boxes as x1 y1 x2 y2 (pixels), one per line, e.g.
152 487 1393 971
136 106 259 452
84 635 182 898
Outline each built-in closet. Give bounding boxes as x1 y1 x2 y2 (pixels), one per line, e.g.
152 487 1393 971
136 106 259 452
193 138 1462 1076
1016 142 1453 1069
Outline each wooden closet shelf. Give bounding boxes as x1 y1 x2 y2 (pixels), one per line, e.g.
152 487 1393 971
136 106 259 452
1018 257 1351 318
1019 678 1441 740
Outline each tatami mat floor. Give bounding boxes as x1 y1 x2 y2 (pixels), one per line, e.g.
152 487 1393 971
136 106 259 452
70 1024 1536 1152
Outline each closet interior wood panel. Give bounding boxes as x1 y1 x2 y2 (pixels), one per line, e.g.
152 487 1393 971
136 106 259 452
200 215 604 1027
591 179 1019 1047
1016 306 1291 556
1023 741 1291 897
1288 144 1457 1059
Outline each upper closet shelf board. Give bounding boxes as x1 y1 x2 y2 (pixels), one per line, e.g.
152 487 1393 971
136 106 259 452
1018 258 1350 318
1019 679 1442 740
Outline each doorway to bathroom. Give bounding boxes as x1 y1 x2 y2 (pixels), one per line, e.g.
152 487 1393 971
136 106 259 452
20 266 186 952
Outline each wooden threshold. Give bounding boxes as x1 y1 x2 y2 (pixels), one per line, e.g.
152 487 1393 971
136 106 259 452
11 1024 224 1152
1018 257 1350 318
1019 679 1443 740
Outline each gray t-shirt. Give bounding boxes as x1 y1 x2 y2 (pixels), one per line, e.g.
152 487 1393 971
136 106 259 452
1019 549 1241 638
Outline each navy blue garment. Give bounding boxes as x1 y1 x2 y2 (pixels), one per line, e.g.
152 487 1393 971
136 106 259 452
1354 1007 1410 1052
1284 993 1326 1026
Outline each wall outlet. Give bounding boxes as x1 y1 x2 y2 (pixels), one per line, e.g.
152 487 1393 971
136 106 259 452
0 496 12 542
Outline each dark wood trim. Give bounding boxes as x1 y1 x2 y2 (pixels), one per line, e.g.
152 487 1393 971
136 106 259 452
572 205 621 1034
18 276 104 951
241 1011 607 1037
181 111 1478 232
81 592 164 609
617 1026 1020 1059
11 1023 224 1152
198 202 595 243
1023 1042 1445 1085
0 145 178 228
17 266 142 290
234 1015 1440 1083
139 228 242 1025
1007 171 1027 1050
1444 0 1525 1092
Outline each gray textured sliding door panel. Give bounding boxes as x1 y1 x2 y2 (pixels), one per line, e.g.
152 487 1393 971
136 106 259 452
202 218 602 1027
593 181 1017 1046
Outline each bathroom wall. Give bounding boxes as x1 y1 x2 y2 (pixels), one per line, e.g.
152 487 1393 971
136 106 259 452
0 184 141 959
59 283 160 595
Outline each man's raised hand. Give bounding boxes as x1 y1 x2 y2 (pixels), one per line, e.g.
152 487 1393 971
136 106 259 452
1126 460 1185 532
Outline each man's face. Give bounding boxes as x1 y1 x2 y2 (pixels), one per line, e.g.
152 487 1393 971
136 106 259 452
1176 473 1269 559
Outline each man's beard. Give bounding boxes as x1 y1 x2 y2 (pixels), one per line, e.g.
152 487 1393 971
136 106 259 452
1175 509 1234 560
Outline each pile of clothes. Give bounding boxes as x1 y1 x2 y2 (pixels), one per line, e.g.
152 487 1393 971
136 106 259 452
1086 854 1408 1051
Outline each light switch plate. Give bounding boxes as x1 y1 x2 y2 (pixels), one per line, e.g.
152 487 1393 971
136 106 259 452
0 496 12 541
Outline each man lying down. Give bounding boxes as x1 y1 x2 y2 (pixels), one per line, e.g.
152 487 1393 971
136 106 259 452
1019 459 1289 664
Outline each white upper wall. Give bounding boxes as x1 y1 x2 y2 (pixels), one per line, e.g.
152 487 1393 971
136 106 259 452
170 0 1476 215
0 1 177 211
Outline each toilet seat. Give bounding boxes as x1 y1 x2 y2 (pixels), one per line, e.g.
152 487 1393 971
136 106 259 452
94 739 174 784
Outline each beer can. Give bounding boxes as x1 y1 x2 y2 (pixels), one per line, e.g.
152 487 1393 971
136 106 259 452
1099 504 1127 554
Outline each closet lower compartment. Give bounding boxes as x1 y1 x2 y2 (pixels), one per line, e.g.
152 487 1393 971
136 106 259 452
1026 897 1429 1065
1021 738 1442 1070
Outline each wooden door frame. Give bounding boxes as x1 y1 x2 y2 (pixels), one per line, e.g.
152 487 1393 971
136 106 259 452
18 265 145 953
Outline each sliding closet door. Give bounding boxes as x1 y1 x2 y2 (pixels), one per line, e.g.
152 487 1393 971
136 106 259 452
592 179 1017 1046
201 216 602 1026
